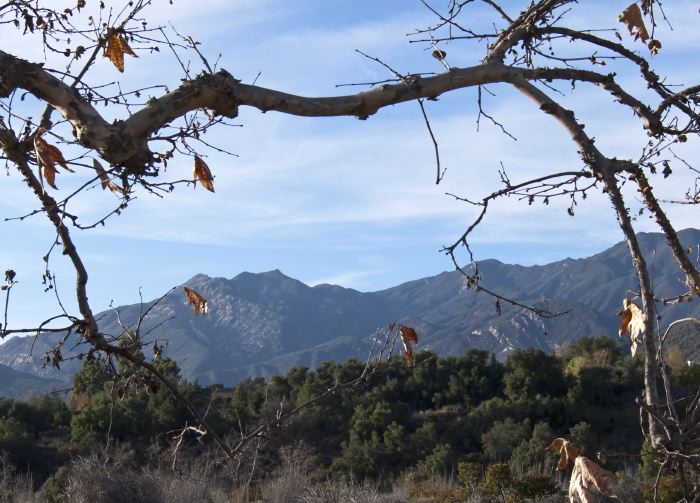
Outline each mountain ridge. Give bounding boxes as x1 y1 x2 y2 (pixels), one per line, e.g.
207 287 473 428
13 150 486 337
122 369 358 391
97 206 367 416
1 228 700 397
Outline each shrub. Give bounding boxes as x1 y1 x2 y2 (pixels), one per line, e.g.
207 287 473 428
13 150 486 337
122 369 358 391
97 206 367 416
457 461 482 492
41 466 70 503
643 475 686 503
482 463 513 502
509 474 557 502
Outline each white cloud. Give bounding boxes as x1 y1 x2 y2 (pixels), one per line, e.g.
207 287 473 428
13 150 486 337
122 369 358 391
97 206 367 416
1 0 699 329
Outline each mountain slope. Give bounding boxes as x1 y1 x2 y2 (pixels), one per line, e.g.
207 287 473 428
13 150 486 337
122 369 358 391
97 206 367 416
0 363 65 399
1 229 700 393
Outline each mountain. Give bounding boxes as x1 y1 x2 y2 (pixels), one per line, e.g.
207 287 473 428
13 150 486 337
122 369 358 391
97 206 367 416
1 229 700 396
0 363 65 399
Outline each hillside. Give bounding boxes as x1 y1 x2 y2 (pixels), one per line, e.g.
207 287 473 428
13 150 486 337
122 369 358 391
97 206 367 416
1 228 699 395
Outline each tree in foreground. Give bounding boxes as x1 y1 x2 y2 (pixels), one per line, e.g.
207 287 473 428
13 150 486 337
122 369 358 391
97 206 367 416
0 0 698 498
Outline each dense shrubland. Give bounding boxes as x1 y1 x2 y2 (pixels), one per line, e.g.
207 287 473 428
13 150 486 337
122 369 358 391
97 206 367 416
0 336 698 501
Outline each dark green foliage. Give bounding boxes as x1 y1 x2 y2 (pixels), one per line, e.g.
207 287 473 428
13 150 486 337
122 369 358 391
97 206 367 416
416 443 454 477
509 421 557 471
40 466 69 503
503 349 566 402
568 422 598 458
481 418 531 462
0 336 669 495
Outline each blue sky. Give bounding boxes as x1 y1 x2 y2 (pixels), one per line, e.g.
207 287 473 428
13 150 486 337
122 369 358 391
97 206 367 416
1 0 699 330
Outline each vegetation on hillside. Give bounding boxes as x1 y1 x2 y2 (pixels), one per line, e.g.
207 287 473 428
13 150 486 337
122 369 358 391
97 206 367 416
0 336 697 501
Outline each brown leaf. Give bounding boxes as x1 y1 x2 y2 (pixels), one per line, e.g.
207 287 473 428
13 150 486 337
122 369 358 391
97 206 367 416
618 3 650 42
648 39 662 55
399 325 418 367
432 49 447 60
570 456 617 502
618 298 644 357
34 135 73 190
183 286 208 316
104 28 137 72
193 155 215 193
153 340 162 359
93 159 126 195
93 158 111 189
545 437 581 471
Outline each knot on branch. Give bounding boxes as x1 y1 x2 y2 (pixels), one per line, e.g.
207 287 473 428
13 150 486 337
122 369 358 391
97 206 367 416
0 52 36 98
103 120 152 175
207 70 241 119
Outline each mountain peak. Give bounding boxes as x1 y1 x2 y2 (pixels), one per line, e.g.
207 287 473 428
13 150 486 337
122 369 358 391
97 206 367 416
186 273 212 282
1 229 699 396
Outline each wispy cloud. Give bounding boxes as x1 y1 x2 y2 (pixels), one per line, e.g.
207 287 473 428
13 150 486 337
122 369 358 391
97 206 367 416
2 0 698 331
309 269 384 290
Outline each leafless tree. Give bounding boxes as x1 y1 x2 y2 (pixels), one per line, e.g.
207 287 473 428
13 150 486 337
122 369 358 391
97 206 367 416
0 0 698 498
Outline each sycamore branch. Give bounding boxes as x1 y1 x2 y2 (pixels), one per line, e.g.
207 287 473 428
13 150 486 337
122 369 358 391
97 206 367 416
0 48 672 174
510 75 665 448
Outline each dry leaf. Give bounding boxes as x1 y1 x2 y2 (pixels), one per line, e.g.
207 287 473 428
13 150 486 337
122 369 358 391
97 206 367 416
193 155 215 193
183 286 208 316
648 39 662 55
569 456 618 503
105 28 137 72
399 325 418 367
618 298 644 357
34 135 73 190
618 3 650 42
93 159 126 195
545 437 581 471
432 49 447 60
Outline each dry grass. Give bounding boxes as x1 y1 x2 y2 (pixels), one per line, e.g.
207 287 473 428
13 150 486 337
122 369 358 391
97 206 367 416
0 455 38 503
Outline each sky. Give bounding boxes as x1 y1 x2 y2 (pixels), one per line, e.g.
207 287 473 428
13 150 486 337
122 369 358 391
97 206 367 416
0 0 699 331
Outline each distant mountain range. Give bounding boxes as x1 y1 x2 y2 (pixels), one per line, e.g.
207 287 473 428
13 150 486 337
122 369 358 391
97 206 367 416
2 229 700 398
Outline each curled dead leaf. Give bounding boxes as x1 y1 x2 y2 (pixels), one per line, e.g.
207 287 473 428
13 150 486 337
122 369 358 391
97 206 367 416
618 3 650 42
399 325 418 367
570 456 618 503
105 28 137 72
618 298 644 357
193 155 215 193
34 135 73 190
183 286 208 316
432 49 447 60
545 437 581 471
93 159 126 195
648 39 662 55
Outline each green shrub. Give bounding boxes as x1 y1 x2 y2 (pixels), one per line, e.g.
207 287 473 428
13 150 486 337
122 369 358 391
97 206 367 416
41 466 70 503
483 463 513 502
510 474 557 502
643 475 685 503
457 460 482 491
